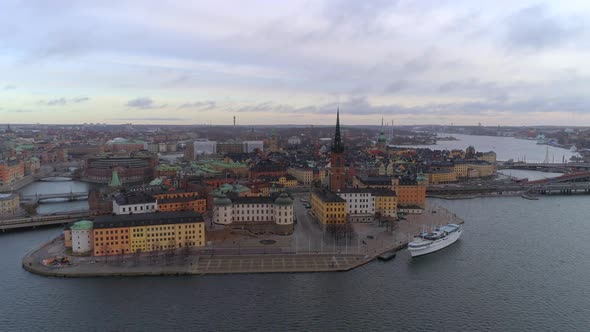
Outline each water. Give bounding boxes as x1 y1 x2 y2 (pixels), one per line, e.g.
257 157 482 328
401 133 579 163
18 180 91 215
497 169 563 181
1 196 590 331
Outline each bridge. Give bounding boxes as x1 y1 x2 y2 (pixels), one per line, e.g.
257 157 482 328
21 192 89 204
428 176 590 196
499 162 590 173
0 211 91 231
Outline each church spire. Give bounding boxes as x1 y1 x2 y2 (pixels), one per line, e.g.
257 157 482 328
332 108 344 153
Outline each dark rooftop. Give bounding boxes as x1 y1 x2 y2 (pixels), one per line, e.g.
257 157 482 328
94 211 203 229
312 189 346 203
114 192 156 205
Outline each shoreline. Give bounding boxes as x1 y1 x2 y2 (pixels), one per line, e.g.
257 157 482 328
21 203 465 278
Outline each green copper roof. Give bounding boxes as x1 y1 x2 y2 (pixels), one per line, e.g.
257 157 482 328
109 169 122 187
71 220 93 230
274 192 293 205
156 164 181 171
213 195 232 206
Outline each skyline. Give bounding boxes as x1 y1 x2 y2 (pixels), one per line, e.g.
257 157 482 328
2 1 590 126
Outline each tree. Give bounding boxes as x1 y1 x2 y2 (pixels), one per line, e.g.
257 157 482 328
132 249 141 266
165 239 176 265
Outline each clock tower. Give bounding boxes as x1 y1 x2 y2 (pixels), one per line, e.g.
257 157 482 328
329 109 345 191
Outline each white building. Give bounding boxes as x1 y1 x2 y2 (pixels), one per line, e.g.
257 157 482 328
243 140 264 153
212 192 294 234
158 142 167 153
112 193 158 215
287 136 302 145
71 220 94 254
194 139 217 156
337 189 376 222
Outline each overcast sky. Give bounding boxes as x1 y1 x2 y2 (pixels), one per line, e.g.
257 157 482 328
2 0 590 126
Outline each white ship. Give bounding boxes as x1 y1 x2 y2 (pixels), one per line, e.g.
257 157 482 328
408 224 463 257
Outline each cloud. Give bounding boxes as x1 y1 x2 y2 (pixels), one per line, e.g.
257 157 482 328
2 85 16 90
7 109 34 113
112 117 186 121
177 101 217 110
504 4 585 50
39 97 90 106
384 80 407 94
125 97 166 109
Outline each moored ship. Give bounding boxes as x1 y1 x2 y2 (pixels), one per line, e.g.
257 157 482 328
408 224 463 257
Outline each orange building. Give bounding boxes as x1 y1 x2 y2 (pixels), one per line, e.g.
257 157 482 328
393 179 426 208
0 160 24 187
153 191 206 213
93 226 130 256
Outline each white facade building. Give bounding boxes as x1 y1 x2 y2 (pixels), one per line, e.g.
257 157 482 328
194 139 217 156
212 193 294 233
243 141 264 153
337 189 376 223
113 193 158 215
287 136 302 145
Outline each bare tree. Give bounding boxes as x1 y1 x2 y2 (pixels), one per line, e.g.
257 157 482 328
132 249 141 266
165 239 176 265
102 244 111 264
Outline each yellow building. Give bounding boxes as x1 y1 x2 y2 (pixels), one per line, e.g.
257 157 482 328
453 163 469 178
92 211 205 256
373 189 398 218
454 161 495 178
428 170 457 184
311 189 347 224
468 162 496 177
260 175 298 188
0 193 19 218
478 151 497 164
287 167 314 185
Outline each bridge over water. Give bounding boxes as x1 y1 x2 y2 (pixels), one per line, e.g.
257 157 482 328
499 162 590 173
21 192 89 204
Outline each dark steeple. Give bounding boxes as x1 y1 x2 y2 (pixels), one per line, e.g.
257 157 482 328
332 108 344 153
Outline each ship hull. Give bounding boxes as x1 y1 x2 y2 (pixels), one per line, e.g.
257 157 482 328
408 228 462 257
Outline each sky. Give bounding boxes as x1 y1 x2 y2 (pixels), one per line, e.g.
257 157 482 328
2 0 590 126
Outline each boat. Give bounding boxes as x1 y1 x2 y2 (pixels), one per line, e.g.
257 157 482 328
408 224 463 257
377 250 397 261
521 193 539 200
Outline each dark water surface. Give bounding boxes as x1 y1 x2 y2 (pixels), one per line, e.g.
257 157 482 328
2 196 590 331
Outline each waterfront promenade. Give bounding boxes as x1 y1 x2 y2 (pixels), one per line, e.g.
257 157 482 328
22 202 464 277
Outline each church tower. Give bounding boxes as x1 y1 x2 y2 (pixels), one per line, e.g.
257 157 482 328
330 109 345 191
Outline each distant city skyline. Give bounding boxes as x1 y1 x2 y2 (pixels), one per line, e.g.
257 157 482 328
2 1 590 126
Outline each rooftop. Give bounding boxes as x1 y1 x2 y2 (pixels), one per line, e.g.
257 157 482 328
94 211 203 229
114 192 156 205
312 189 346 203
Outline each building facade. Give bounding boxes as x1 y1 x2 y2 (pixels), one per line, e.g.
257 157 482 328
71 220 94 254
112 192 158 215
92 211 205 256
0 193 19 218
0 160 24 187
311 189 347 224
212 192 294 235
288 167 314 185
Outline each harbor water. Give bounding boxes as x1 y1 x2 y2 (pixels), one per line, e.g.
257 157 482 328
403 133 580 163
1 196 589 331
